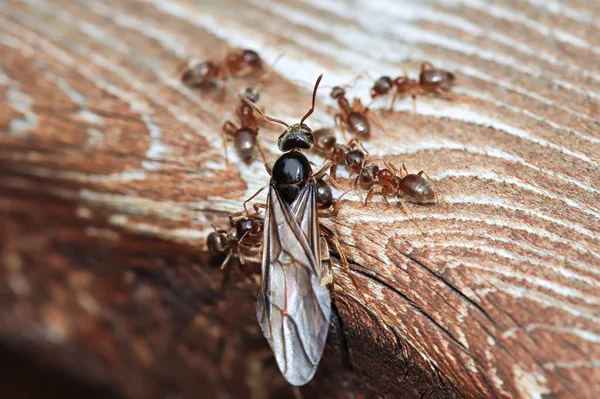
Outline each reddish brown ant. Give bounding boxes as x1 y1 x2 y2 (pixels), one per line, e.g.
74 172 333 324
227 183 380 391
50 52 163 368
313 128 368 180
221 87 267 165
179 48 269 88
207 208 264 269
330 85 390 139
370 61 456 131
356 160 438 233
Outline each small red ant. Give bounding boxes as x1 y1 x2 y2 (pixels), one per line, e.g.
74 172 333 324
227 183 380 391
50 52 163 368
313 128 368 180
207 208 264 269
356 160 438 233
221 87 267 165
370 61 456 131
179 48 268 88
330 85 390 139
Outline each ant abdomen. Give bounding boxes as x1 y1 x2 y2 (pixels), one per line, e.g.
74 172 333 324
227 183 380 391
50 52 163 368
207 231 229 253
316 178 334 209
234 127 258 164
370 76 394 98
399 173 436 203
347 112 370 137
313 128 337 153
419 69 455 91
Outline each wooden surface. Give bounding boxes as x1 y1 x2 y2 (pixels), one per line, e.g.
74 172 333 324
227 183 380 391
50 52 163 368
1 0 599 398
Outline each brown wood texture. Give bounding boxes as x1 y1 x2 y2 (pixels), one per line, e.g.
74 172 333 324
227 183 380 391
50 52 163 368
1 0 599 398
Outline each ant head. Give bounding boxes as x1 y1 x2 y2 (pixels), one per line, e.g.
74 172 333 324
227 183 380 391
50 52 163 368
330 86 346 100
370 76 393 98
242 49 262 66
242 87 260 103
278 124 314 152
235 217 263 238
359 164 379 189
313 128 337 153
277 73 322 151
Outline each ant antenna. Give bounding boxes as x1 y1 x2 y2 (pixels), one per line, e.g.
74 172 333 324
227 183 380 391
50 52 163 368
238 94 289 128
300 73 323 126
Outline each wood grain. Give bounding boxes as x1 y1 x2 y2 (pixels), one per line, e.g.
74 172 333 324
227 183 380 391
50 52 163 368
1 0 599 398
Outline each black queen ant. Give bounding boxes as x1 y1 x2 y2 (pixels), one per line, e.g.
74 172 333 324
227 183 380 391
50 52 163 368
239 74 359 387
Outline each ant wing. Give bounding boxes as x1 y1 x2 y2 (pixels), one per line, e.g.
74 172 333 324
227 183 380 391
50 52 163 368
256 181 331 386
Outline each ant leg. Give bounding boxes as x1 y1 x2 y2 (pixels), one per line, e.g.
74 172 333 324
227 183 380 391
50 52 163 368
221 121 238 166
365 108 392 137
255 131 268 165
220 250 233 270
319 225 348 271
343 71 367 89
217 81 228 103
319 236 334 286
327 174 344 190
420 61 435 72
363 186 376 207
255 51 284 87
388 162 402 177
320 224 370 305
253 202 265 214
389 90 400 114
411 90 420 133
398 197 425 234
314 161 334 180
330 163 338 181
437 89 464 103
244 186 266 216
237 247 246 266
383 192 391 209
359 141 369 156
402 163 410 176
334 113 349 141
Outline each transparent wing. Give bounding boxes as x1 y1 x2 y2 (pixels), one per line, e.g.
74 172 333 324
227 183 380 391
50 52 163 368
256 182 331 386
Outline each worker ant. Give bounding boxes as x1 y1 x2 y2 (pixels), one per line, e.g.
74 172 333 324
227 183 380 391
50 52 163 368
207 208 264 270
330 85 390 139
179 48 268 88
370 61 456 131
356 160 438 233
313 128 368 180
221 87 267 165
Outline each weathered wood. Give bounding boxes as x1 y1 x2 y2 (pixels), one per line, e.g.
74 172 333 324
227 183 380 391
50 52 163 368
1 0 599 398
